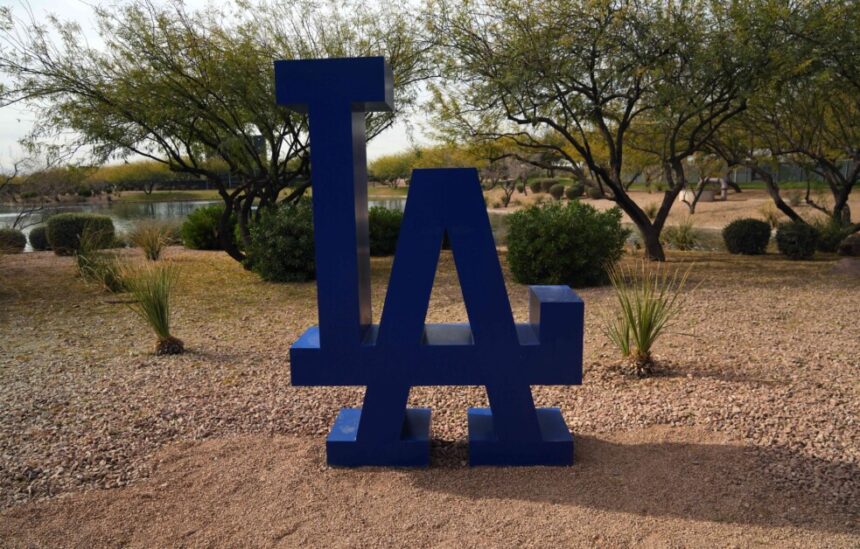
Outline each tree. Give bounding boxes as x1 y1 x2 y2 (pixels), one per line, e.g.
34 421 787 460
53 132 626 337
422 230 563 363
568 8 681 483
369 151 417 187
709 1 859 230
627 2 765 223
481 155 534 208
84 160 199 194
0 0 432 262
428 0 766 260
0 154 79 229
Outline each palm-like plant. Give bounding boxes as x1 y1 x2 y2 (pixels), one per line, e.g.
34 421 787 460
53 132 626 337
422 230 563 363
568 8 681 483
125 262 184 355
603 262 691 376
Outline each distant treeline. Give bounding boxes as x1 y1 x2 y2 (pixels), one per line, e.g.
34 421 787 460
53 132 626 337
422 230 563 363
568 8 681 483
2 160 237 199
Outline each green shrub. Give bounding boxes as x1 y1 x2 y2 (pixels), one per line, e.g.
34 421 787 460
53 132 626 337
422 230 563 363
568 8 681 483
368 206 403 256
180 204 236 250
528 180 542 193
28 226 50 251
516 182 525 194
564 183 584 200
247 200 315 282
776 221 818 260
548 183 565 200
76 185 93 198
585 185 604 199
722 218 771 255
0 228 26 253
46 213 115 256
811 218 852 253
538 178 558 192
506 201 629 287
661 217 699 251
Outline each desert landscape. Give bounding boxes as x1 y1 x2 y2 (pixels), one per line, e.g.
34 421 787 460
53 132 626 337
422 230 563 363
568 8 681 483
1 249 857 546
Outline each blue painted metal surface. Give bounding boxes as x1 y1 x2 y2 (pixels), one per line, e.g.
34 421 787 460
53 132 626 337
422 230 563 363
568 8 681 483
276 57 584 467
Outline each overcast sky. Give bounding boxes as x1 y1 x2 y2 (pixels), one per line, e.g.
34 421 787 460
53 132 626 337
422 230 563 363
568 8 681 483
0 0 429 167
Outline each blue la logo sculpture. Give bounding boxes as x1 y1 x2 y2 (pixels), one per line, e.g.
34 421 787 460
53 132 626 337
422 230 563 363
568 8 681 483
275 57 584 467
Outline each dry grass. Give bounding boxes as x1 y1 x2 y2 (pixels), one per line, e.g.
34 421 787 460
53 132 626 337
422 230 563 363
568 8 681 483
129 221 174 261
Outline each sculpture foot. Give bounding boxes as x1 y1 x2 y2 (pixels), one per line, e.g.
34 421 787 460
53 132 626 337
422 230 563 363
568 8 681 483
326 407 431 467
467 407 573 466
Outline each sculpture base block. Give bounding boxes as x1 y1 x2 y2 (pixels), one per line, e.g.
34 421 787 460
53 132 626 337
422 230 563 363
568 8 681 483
467 407 573 466
326 407 431 467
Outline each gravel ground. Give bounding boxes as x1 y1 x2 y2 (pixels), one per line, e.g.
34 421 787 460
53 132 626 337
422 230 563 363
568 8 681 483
0 247 858 545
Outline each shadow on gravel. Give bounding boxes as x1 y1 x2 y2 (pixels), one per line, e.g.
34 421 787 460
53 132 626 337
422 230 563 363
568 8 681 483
418 434 858 534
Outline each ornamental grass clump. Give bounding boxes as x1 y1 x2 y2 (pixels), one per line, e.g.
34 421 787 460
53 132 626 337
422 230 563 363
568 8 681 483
75 228 128 293
603 262 691 377
130 221 172 260
124 262 183 355
661 216 699 251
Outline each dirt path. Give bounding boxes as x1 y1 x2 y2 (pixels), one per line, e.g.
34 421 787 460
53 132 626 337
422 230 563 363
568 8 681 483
1 425 857 548
486 188 860 230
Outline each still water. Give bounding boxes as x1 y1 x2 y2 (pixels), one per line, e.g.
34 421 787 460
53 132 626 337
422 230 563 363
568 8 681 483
0 197 511 252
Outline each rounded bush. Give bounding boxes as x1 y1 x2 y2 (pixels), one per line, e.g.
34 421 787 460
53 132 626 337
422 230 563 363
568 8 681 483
837 233 860 257
548 183 565 200
28 225 51 251
46 213 115 256
585 185 604 199
528 180 542 193
507 201 629 287
515 182 525 193
812 219 851 253
76 185 93 198
181 204 236 250
776 221 818 260
565 183 584 200
538 178 558 192
247 200 315 282
0 228 26 253
368 206 403 256
722 218 771 255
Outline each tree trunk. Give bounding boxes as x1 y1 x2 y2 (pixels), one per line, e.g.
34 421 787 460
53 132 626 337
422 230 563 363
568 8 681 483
607 175 668 261
758 169 805 223
218 204 244 263
640 224 666 261
237 193 254 249
832 181 853 225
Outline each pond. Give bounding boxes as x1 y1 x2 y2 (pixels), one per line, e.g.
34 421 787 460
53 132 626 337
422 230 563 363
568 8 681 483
0 197 513 252
1 199 727 253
